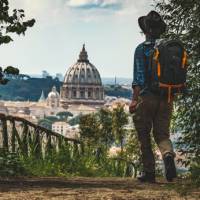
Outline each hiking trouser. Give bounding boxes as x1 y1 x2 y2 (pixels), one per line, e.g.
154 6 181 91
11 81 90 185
132 93 175 173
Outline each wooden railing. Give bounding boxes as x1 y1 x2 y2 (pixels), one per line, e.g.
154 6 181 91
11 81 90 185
0 113 81 158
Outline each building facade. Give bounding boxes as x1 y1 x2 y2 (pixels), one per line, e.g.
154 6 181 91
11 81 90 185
52 121 69 135
52 121 79 139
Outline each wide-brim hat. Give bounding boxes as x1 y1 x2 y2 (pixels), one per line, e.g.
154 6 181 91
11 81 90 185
138 10 166 36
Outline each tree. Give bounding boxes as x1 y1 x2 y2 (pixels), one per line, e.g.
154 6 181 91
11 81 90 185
56 111 73 121
97 108 114 150
38 116 58 130
155 0 200 180
79 114 100 145
0 0 35 85
79 113 102 161
0 0 35 45
112 104 128 153
123 129 141 178
38 118 53 130
0 66 19 85
68 114 82 126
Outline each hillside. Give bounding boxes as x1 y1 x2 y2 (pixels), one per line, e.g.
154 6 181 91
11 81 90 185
0 77 131 101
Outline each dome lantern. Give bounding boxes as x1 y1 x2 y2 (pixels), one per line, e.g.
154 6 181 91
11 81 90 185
78 44 89 63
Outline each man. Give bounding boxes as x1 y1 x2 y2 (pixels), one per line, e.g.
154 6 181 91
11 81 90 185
129 11 177 183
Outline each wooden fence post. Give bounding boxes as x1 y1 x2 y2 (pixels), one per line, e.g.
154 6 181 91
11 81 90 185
34 128 42 159
58 136 62 152
22 122 28 157
73 141 79 158
46 132 53 157
11 119 16 153
2 116 8 152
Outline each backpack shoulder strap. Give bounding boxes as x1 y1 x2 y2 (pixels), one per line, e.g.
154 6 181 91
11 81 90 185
143 43 154 87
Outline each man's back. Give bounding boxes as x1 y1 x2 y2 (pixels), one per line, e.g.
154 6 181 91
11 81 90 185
129 10 177 183
132 39 155 95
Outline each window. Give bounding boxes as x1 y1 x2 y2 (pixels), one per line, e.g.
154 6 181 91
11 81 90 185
96 91 99 99
80 91 85 98
73 90 76 98
66 91 69 97
88 91 92 98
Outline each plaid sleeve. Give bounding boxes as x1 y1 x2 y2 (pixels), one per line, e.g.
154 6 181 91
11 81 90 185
132 43 145 88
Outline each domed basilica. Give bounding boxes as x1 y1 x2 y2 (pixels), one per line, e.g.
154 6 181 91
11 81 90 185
60 45 105 108
47 86 60 108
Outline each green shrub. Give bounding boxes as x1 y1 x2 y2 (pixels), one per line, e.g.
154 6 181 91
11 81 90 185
0 149 27 177
190 162 200 186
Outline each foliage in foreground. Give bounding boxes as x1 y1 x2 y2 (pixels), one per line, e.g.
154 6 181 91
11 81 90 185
155 0 200 185
0 0 35 45
0 106 143 178
0 149 27 177
0 0 35 86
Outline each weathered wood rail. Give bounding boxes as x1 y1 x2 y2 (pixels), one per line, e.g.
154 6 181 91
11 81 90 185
0 113 81 158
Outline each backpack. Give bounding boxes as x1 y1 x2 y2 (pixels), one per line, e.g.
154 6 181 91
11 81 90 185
146 39 187 102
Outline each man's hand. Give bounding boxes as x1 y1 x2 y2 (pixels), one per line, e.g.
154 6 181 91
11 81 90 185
129 100 138 114
130 86 140 113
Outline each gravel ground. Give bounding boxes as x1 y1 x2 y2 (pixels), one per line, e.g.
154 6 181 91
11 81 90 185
0 177 199 200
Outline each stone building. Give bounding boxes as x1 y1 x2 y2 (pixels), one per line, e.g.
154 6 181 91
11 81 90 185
52 121 79 139
60 45 105 108
52 121 69 135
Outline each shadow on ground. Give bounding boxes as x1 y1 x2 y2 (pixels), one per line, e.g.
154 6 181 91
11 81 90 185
0 177 170 190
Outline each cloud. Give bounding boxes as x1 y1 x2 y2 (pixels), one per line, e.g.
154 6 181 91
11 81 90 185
9 0 72 26
9 0 154 25
67 0 122 10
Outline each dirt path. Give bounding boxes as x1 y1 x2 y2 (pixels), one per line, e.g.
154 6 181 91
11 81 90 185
0 177 199 200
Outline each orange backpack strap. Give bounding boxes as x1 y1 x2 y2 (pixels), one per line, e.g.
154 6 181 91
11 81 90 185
159 82 185 103
182 50 187 68
154 49 161 78
157 62 161 77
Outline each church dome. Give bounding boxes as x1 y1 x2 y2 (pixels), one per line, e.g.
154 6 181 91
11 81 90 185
63 45 102 85
47 86 60 108
60 44 105 108
48 86 60 98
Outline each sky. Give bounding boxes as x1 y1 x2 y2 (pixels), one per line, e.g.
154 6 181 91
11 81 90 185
0 0 154 78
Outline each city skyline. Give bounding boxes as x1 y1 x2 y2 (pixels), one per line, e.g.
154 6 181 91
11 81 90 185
0 0 154 78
